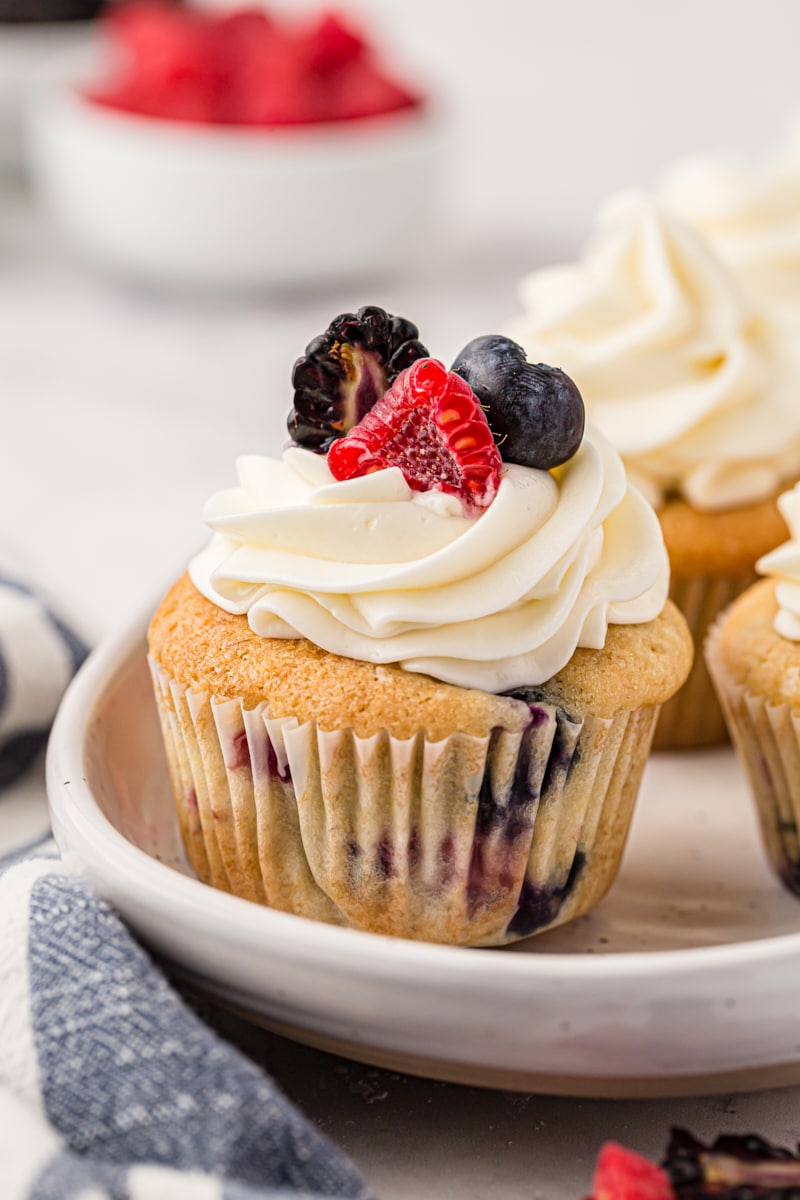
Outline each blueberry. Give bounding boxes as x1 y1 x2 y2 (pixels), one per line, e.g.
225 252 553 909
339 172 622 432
451 335 585 469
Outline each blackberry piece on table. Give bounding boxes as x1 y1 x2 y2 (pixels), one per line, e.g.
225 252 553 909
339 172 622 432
287 305 428 452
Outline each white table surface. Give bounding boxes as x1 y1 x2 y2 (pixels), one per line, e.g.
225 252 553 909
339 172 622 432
5 3 800 1191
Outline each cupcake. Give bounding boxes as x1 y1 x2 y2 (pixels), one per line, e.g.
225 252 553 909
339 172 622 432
148 306 692 946
706 483 800 896
511 193 799 749
660 151 800 318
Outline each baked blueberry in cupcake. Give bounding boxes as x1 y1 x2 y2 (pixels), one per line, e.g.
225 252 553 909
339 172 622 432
511 193 799 749
148 305 692 946
707 482 800 896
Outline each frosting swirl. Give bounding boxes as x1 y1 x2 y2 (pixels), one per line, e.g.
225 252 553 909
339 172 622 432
511 193 800 512
189 426 668 692
660 153 800 313
758 482 800 642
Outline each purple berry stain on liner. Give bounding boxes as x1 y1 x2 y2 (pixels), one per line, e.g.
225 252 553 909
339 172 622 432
376 836 396 880
467 695 581 921
464 689 586 934
264 737 292 784
227 729 252 772
508 851 586 938
439 834 456 887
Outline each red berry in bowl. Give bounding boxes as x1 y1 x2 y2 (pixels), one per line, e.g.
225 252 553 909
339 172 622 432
327 358 502 516
84 2 424 126
301 11 366 73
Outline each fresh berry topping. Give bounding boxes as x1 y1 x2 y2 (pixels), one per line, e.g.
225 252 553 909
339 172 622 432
592 1143 675 1200
327 358 501 515
451 335 585 470
287 306 428 452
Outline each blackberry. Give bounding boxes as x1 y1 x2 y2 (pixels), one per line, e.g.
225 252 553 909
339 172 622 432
664 1127 800 1197
287 305 428 452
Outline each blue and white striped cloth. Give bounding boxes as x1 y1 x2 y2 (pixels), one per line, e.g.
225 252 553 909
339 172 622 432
0 568 372 1200
0 566 88 789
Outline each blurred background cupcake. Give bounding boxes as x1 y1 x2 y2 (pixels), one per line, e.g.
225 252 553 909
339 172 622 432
707 481 800 896
660 143 800 320
509 192 800 749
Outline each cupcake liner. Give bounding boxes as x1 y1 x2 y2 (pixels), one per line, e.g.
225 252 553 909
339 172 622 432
706 619 800 894
654 570 757 750
149 658 660 946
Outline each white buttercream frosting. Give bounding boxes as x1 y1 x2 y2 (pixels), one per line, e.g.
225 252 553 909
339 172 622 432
511 193 800 512
660 152 800 312
189 428 669 692
758 482 800 642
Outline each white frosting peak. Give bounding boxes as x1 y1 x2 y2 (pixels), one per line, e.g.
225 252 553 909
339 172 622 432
190 428 669 692
758 483 800 642
660 152 800 312
512 193 800 512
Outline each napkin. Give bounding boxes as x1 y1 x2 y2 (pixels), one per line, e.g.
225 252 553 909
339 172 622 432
0 566 372 1200
0 566 88 789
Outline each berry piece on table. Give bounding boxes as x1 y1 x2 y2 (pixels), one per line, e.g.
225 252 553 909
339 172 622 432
327 358 501 516
664 1126 800 1196
288 306 428 452
451 335 585 470
592 1143 675 1200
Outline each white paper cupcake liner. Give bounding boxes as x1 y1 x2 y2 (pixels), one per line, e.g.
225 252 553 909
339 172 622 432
706 618 800 894
150 658 660 946
654 570 757 750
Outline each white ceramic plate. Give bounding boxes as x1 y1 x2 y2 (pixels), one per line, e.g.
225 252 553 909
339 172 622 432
47 614 800 1097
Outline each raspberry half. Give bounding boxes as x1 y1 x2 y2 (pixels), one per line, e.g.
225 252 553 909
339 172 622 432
287 305 428 452
593 1143 675 1200
327 358 502 516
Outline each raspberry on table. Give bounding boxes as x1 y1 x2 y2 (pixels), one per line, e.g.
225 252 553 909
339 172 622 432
592 1143 675 1200
327 357 502 516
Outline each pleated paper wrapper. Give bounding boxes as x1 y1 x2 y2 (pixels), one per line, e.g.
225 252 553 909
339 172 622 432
706 618 800 896
150 657 661 947
654 570 757 750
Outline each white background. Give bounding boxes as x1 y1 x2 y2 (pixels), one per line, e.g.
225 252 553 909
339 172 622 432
4 2 800 1195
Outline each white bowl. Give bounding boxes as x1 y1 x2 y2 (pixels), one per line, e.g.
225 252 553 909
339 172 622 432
46 609 800 1097
27 82 443 289
0 23 94 174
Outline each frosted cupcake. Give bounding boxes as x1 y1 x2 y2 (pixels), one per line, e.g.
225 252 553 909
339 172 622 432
707 483 800 896
148 307 692 946
511 194 798 748
660 150 800 317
